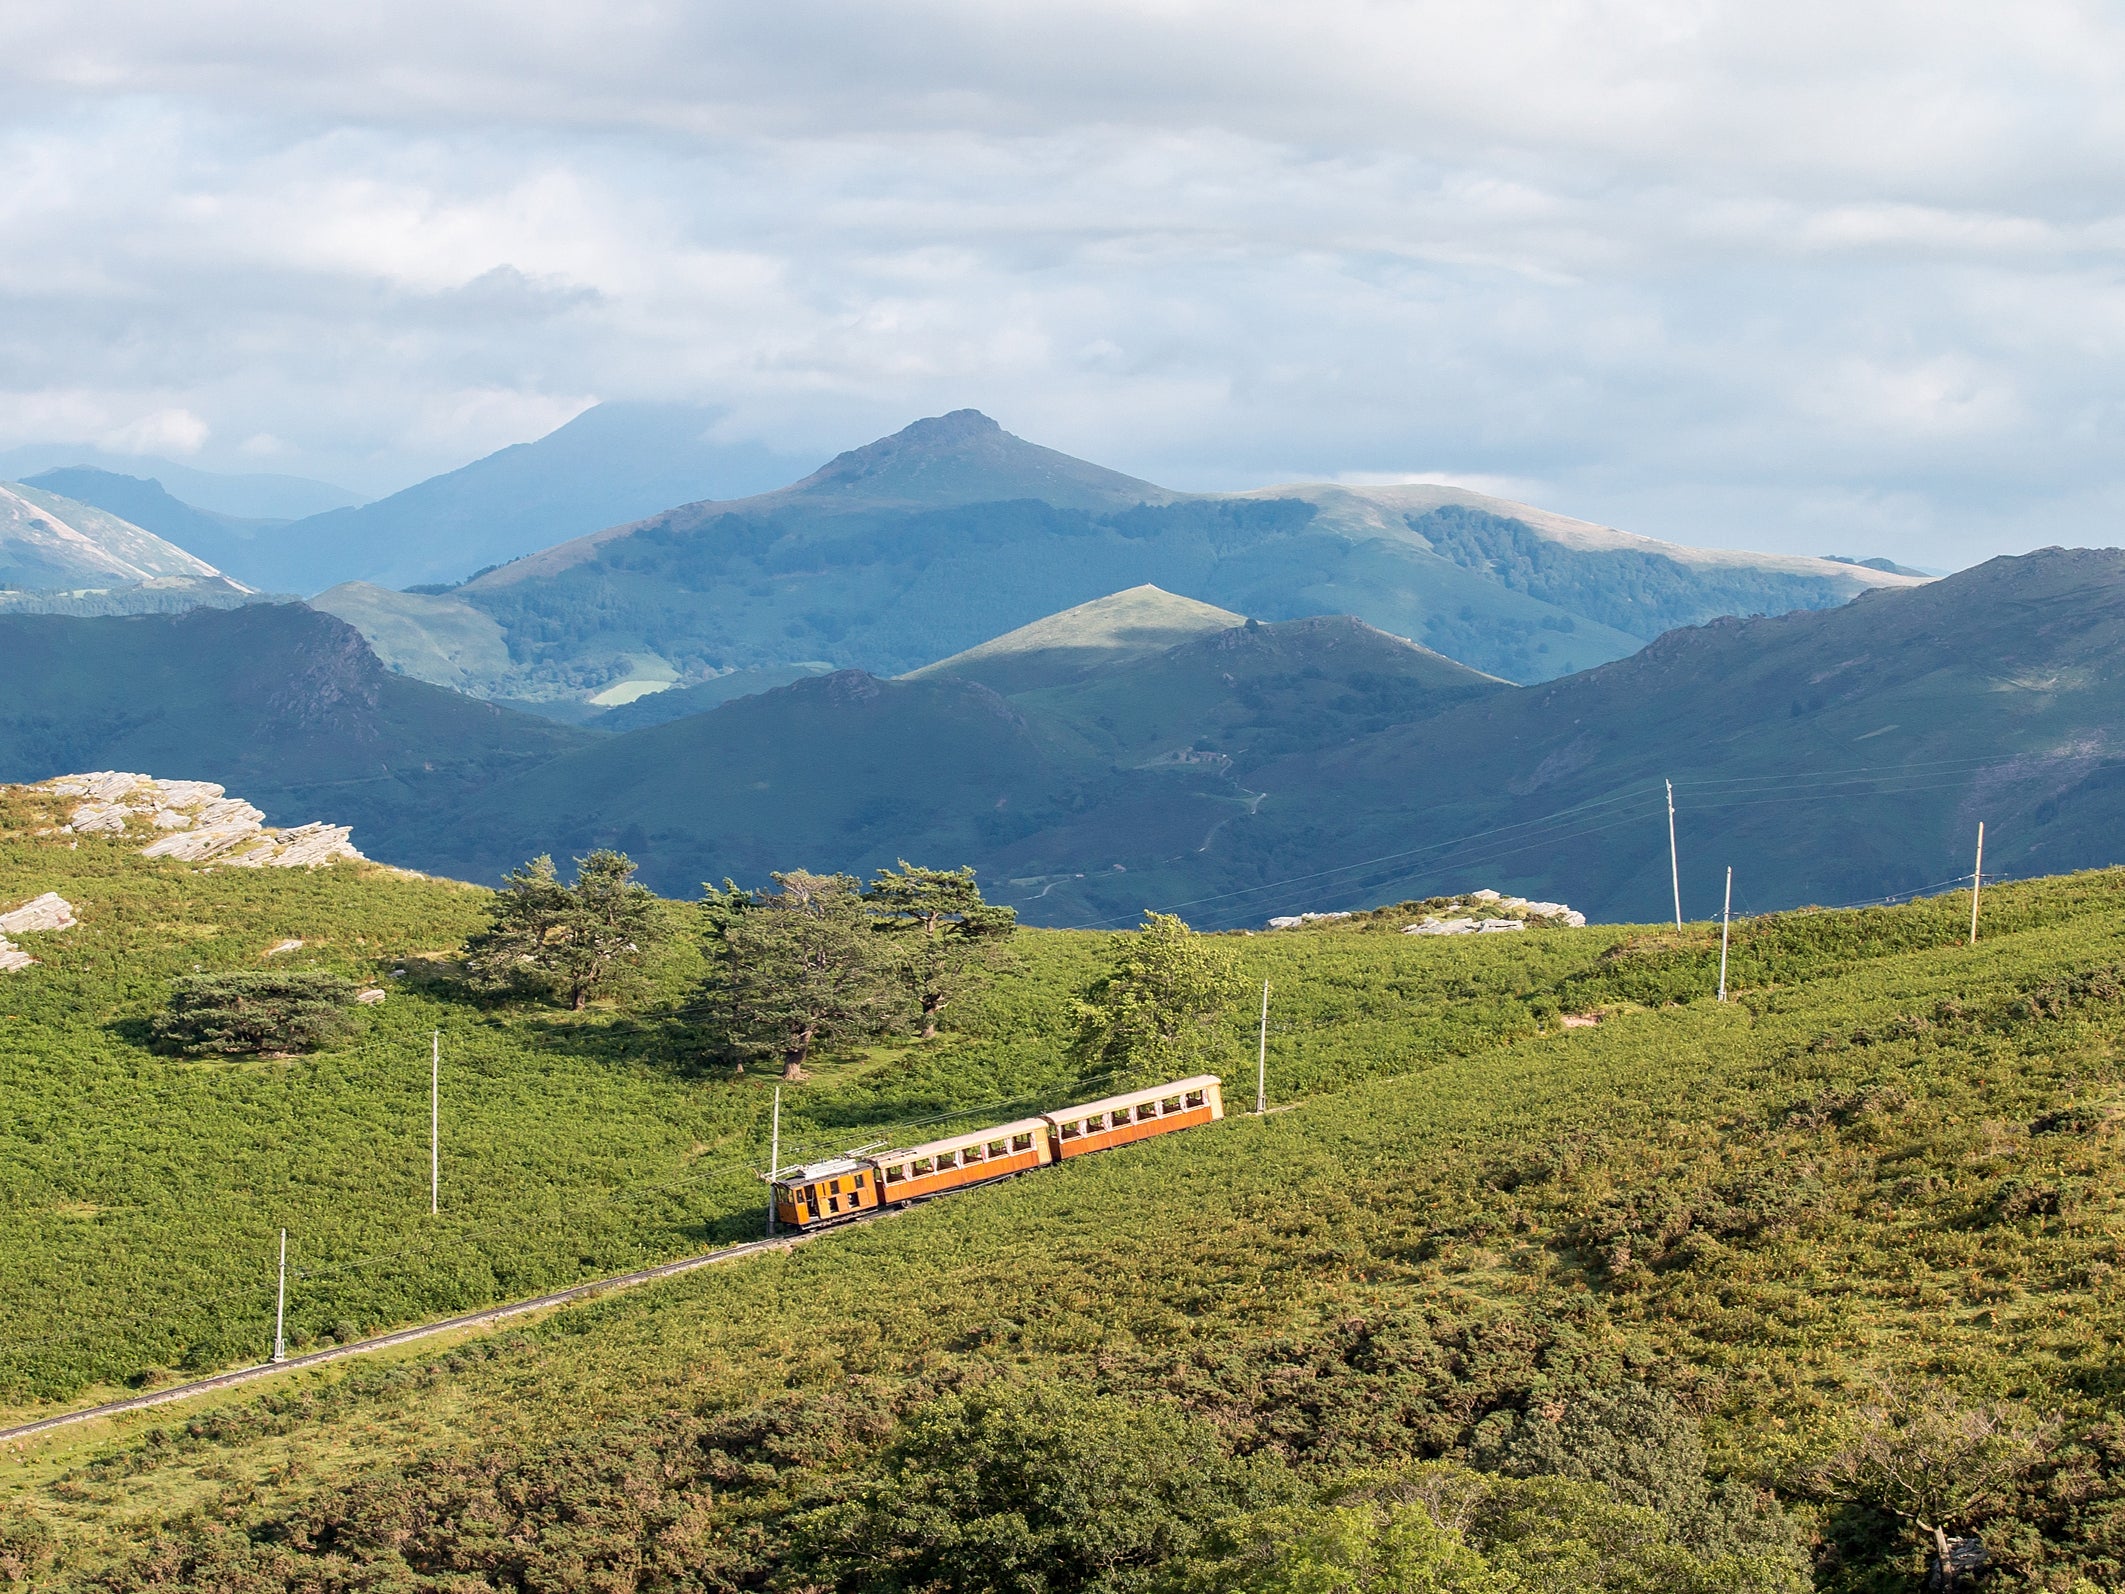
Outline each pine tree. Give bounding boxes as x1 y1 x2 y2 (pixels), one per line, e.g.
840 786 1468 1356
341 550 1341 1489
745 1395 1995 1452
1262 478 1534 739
464 851 662 1010
699 870 901 1079
152 971 360 1056
864 861 1016 1038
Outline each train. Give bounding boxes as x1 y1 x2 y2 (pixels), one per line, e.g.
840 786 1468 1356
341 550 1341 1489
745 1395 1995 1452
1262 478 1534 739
769 1074 1225 1231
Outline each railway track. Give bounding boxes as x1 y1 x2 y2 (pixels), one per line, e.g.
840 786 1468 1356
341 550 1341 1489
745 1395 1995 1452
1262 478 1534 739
0 1221 851 1447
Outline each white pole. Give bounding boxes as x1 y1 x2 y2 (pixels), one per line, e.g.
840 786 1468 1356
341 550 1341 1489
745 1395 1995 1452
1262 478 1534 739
1969 821 1985 946
1256 980 1269 1115
766 1086 781 1238
1666 779 1682 930
272 1229 287 1363
1718 866 1732 1003
430 1029 439 1217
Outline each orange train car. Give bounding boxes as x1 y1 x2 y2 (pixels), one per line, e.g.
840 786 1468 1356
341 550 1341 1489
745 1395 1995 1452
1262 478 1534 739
768 1074 1224 1232
1043 1075 1222 1159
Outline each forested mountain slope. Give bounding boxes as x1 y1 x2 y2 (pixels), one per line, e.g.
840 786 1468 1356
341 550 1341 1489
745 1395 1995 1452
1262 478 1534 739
401 613 1505 896
1217 545 2125 926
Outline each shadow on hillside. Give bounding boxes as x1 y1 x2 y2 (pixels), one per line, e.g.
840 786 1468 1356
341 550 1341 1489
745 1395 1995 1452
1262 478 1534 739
512 1011 726 1081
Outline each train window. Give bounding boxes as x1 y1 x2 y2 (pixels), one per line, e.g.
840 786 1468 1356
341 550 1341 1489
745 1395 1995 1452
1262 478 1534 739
852 1172 866 1188
1163 1096 1183 1113
802 1185 817 1203
987 1139 1008 1157
912 1157 934 1175
1012 1132 1033 1152
1085 1114 1106 1132
1185 1090 1205 1108
937 1150 958 1169
884 1165 904 1183
1059 1121 1081 1139
963 1144 984 1164
829 1179 843 1195
828 1195 840 1213
1134 1102 1156 1119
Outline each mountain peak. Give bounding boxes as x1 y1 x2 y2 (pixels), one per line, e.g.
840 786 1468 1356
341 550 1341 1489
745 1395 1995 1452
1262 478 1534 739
786 411 1173 512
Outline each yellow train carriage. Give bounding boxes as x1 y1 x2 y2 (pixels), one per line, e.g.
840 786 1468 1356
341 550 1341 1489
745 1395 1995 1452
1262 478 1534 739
771 1156 882 1230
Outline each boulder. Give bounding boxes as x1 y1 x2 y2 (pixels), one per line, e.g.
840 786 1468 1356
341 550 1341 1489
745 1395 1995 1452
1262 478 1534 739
0 892 77 934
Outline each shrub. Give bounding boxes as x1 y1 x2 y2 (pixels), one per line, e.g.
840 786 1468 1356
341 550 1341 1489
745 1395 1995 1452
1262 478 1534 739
149 970 360 1056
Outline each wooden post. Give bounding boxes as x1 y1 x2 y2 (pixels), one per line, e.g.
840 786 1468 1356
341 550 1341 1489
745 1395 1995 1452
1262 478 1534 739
1969 822 1985 945
1255 980 1269 1115
1718 866 1732 1002
1666 779 1682 930
766 1086 781 1238
430 1030 439 1216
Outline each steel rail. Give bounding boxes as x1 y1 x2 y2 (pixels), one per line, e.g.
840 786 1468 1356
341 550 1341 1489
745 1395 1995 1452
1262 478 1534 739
0 1221 863 1446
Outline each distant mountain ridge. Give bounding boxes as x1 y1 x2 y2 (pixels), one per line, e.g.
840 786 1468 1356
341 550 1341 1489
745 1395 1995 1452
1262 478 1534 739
343 408 1914 704
0 482 256 619
245 403 816 594
7 553 2121 929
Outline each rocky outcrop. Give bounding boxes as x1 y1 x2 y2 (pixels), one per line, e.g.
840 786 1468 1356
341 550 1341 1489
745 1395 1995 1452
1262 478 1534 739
0 891 78 973
1404 890 1587 935
18 773 363 869
0 892 76 933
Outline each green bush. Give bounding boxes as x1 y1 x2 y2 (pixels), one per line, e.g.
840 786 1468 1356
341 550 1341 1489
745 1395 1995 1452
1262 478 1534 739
149 970 361 1056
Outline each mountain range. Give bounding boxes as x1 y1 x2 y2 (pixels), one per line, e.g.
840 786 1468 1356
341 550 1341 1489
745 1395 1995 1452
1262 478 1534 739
342 408 1919 698
18 407 1922 700
2 548 2115 930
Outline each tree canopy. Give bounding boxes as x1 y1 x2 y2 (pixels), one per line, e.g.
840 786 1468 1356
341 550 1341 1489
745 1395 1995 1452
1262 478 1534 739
1075 911 1244 1085
865 861 1016 1038
150 970 360 1057
699 870 901 1079
462 850 663 1010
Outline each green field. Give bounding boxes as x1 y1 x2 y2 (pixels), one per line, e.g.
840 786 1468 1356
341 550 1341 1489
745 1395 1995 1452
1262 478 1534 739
6 796 2125 1589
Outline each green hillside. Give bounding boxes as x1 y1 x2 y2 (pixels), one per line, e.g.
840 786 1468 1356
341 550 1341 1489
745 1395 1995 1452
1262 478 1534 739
0 604 591 847
420 410 1906 704
405 613 1503 898
1214 545 2125 927
908 584 1244 694
6 792 2125 1588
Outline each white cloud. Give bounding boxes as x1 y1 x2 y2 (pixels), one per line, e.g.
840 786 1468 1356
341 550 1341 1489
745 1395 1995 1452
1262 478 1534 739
0 2 2114 564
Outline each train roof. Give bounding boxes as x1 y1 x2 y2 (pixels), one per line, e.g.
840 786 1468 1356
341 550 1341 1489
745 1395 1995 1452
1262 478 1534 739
875 1115 1052 1164
771 1155 870 1186
1047 1074 1222 1123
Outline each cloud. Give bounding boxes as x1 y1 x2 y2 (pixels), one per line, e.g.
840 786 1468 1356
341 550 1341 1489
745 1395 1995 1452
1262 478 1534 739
0 2 2116 566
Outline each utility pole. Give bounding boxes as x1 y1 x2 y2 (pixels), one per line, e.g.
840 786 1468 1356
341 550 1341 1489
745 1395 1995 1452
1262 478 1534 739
272 1229 287 1364
1665 779 1682 930
1718 866 1732 1003
430 1029 440 1216
1255 980 1269 1115
766 1086 781 1238
1969 821 1985 946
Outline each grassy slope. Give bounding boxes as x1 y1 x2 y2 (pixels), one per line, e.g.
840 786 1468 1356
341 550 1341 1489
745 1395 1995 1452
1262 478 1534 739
5 811 2125 1583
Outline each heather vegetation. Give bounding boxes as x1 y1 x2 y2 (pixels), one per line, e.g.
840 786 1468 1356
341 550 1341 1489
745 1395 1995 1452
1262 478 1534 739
6 792 2125 1589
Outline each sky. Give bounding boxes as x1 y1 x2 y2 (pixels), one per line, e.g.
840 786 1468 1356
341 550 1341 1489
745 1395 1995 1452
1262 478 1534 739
3 1 2122 567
